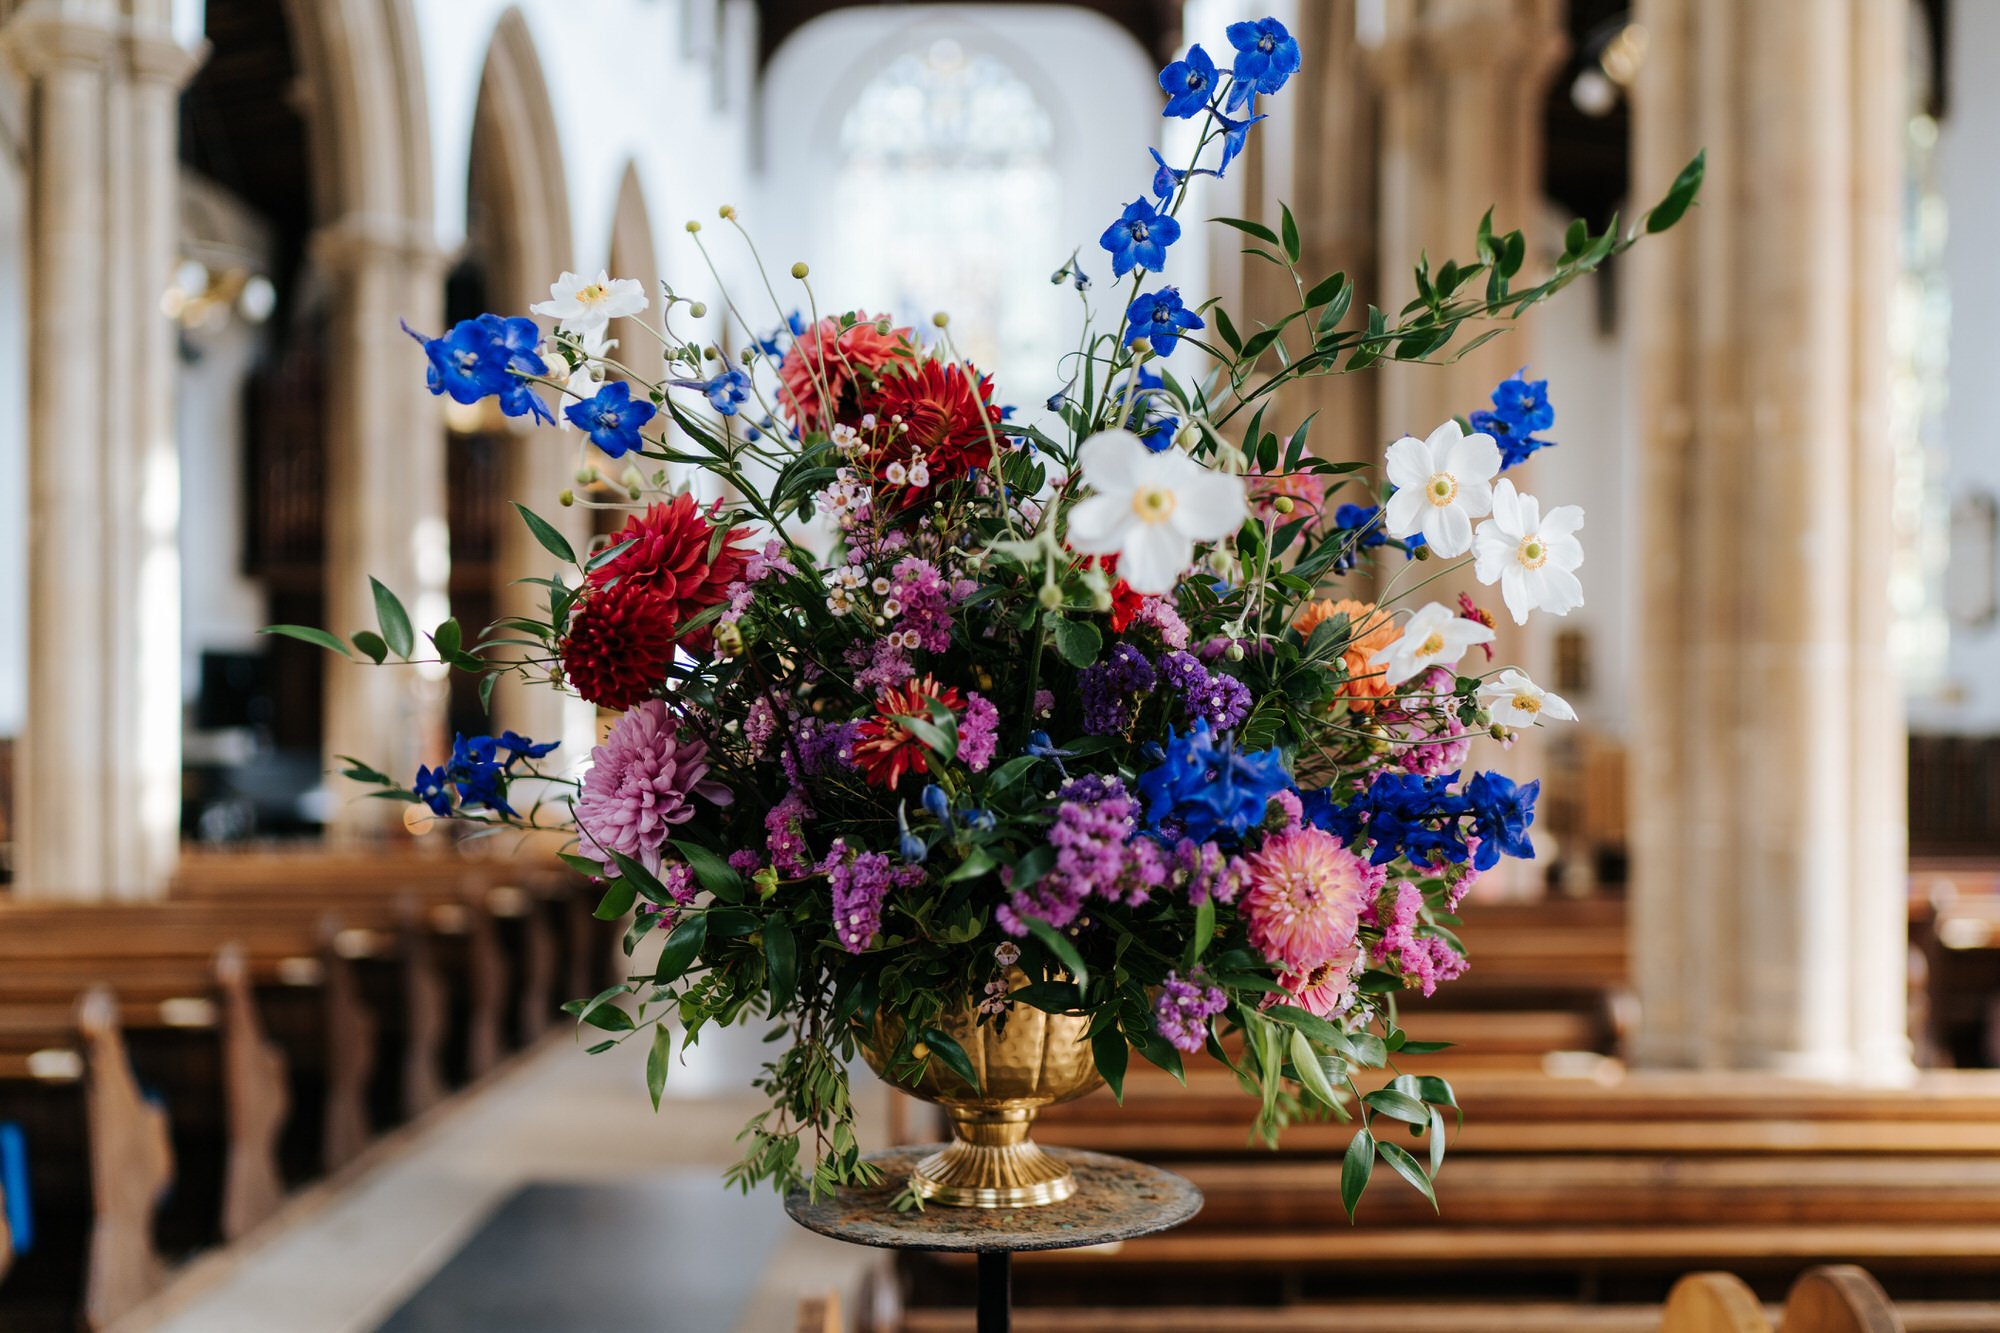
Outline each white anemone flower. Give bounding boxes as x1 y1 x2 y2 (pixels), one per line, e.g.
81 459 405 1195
1478 668 1577 729
531 269 648 337
1065 429 1248 595
1471 479 1585 624
1370 600 1496 687
1382 419 1502 557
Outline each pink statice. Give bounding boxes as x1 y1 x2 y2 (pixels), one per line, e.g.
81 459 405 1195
1242 826 1377 976
1383 668 1472 776
1374 879 1469 997
746 538 798 583
997 776 1156 935
635 864 698 932
744 694 783 755
765 789 815 877
820 838 923 953
959 692 999 771
1175 838 1245 905
886 557 974 653
849 637 913 693
575 701 732 875
1134 596 1190 649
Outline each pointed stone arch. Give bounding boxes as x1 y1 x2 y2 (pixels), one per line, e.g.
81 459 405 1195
608 161 664 387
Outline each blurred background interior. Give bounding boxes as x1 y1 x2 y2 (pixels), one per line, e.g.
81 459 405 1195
1 1 1999 1331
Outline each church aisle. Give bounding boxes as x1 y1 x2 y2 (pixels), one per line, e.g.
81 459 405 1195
106 1028 885 1333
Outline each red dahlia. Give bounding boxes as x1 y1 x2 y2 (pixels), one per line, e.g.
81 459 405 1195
777 313 912 433
853 675 965 789
559 578 679 711
861 359 1002 502
590 493 751 650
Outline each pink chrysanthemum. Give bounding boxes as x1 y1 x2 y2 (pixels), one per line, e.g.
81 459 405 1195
1242 826 1377 976
575 701 733 875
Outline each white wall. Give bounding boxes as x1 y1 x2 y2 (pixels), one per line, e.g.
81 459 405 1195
1920 0 2000 731
0 91 27 738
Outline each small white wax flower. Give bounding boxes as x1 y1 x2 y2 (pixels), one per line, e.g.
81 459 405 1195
1383 419 1502 557
1064 429 1248 595
1478 668 1577 728
1471 479 1585 624
531 269 647 337
1370 601 1496 687
885 461 908 486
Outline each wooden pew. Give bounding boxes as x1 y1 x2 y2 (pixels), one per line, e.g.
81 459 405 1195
0 989 171 1333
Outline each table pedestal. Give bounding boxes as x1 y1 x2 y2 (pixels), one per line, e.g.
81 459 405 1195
785 1144 1204 1333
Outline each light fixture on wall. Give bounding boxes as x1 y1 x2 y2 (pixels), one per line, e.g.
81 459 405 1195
1570 18 1647 119
161 258 276 331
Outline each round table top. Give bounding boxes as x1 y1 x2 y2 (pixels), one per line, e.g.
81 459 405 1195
783 1144 1203 1254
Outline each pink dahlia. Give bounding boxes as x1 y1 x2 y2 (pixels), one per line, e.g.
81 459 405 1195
777 313 911 433
1273 947 1362 1019
575 701 733 875
1242 826 1378 976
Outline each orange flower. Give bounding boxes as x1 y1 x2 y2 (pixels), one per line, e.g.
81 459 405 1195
777 313 911 433
1293 598 1400 712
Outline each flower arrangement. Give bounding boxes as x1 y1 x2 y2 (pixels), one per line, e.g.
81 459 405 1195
276 17 1701 1214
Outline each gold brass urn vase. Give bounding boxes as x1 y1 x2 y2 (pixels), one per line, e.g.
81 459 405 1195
858 983 1103 1208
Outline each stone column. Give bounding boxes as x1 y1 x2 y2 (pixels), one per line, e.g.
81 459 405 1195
1628 0 1909 1078
314 219 452 839
3 0 200 900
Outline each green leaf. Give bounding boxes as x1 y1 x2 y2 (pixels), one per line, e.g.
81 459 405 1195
349 630 389 664
1428 1105 1448 1176
1646 150 1705 234
607 850 673 906
585 536 638 572
1364 1088 1431 1127
1290 1028 1341 1109
593 878 638 921
1023 916 1088 993
1185 894 1216 969
669 840 748 901
1210 215 1280 245
1341 1129 1375 1221
512 502 578 567
646 1024 673 1110
655 912 708 984
368 578 414 659
1130 1028 1186 1083
944 847 999 884
1092 1025 1129 1103
1047 616 1102 668
1305 270 1346 307
1010 979 1084 1012
1239 327 1285 363
568 984 632 1033
920 1027 982 1093
558 852 604 879
336 755 392 785
1375 1139 1438 1211
763 917 797 1012
431 618 462 660
261 625 352 658
1212 305 1243 354
1279 202 1302 263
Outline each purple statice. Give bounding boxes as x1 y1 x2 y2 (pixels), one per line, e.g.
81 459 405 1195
887 557 957 653
1033 689 1055 718
782 716 859 786
1175 838 1246 904
1134 596 1190 649
745 538 798 584
744 694 783 756
1159 651 1251 729
849 637 914 693
821 839 923 953
635 863 701 932
959 692 999 771
727 849 763 877
1155 972 1229 1053
1078 643 1157 736
997 776 1138 936
765 789 815 877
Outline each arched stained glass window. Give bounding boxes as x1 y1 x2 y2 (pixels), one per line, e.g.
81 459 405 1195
835 38 1064 403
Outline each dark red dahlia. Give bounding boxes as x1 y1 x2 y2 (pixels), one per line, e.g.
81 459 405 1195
853 675 965 789
559 578 679 710
860 359 1002 501
590 493 751 649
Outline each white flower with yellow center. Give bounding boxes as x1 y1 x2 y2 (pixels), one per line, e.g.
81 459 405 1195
1370 600 1496 687
1382 419 1502 557
531 269 648 337
1478 668 1577 729
1065 429 1248 595
1472 479 1585 624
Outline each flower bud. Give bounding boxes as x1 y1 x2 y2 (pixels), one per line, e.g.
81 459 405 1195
1414 544 1432 560
1037 584 1063 611
574 466 598 486
974 666 994 690
931 311 949 328
790 262 809 279
713 622 743 658
685 220 702 233
688 301 707 318
1273 495 1295 514
1092 589 1113 612
1490 724 1512 742
557 488 575 507
718 204 737 219
1225 642 1245 662
1174 424 1199 450
620 465 645 491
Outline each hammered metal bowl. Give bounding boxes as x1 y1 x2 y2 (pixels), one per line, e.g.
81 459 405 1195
858 975 1104 1207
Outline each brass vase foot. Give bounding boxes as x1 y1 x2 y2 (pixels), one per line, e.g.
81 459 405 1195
911 1107 1074 1208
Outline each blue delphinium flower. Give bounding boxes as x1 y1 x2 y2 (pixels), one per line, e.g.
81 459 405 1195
1470 368 1558 469
702 368 751 416
564 381 657 458
1124 287 1204 356
1214 105 1267 175
921 783 951 823
1138 415 1179 452
1158 43 1219 119
1225 17 1301 107
412 764 453 817
1330 503 1389 570
444 733 515 815
497 731 560 760
1100 197 1182 278
1464 771 1539 871
1149 148 1185 201
406 314 554 425
1316 771 1470 867
1137 721 1291 844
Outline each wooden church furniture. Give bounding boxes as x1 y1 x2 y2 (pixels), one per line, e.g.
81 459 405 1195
0 989 171 1333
